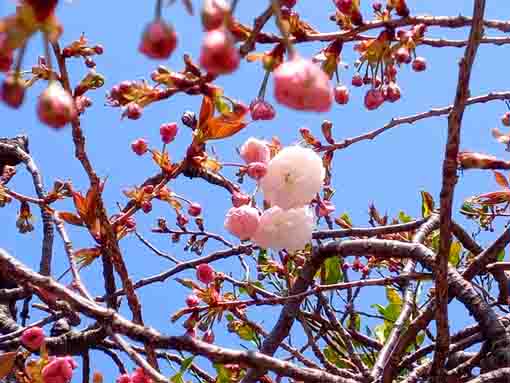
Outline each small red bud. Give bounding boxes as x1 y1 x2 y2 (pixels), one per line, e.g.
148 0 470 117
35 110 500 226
502 112 510 127
334 85 349 105
385 83 401 103
143 185 154 194
93 45 104 55
139 20 178 60
177 214 189 226
185 294 200 307
202 329 215 343
160 122 178 144
188 202 202 217
412 57 427 72
196 263 215 284
125 103 142 120
141 201 152 213
364 89 384 110
250 99 276 120
351 73 363 87
395 47 411 64
37 83 77 129
131 138 148 156
1 75 26 109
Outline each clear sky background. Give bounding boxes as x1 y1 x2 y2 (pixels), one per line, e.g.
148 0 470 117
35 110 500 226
1 0 510 381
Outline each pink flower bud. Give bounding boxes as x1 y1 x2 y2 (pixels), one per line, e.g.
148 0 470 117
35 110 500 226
141 201 152 213
131 138 149 156
334 85 349 105
132 368 151 383
21 326 45 350
125 103 143 120
202 329 215 343
231 191 251 207
281 0 297 7
351 73 363 87
273 56 333 112
395 47 411 64
224 205 260 240
143 185 154 194
200 29 240 75
196 263 215 284
37 83 77 129
412 57 427 72
240 137 271 164
202 0 229 31
364 89 384 110
384 83 401 103
335 0 352 13
160 122 178 143
139 20 178 60
177 214 189 226
249 99 275 120
185 294 200 307
188 202 202 217
116 374 133 383
246 162 268 180
41 356 77 383
502 112 510 127
1 75 25 108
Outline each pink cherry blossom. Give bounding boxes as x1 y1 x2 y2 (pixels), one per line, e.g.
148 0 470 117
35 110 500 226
116 374 133 383
240 137 271 164
224 205 260 240
252 206 314 251
196 263 215 284
260 145 325 210
42 356 77 383
273 56 333 112
132 367 152 383
21 326 45 350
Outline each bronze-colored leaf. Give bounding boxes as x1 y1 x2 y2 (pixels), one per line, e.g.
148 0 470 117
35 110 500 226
493 171 510 189
58 211 84 226
0 352 17 380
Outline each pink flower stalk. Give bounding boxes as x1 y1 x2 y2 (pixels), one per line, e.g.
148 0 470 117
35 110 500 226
260 145 325 210
139 20 178 59
196 263 215 284
200 28 240 75
252 206 314 251
37 83 77 129
42 356 77 383
273 56 333 112
21 326 45 350
224 205 260 240
239 137 271 164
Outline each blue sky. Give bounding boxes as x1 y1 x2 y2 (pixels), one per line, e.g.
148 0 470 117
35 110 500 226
1 0 510 380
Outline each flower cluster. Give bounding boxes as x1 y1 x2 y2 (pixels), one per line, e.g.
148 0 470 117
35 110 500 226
224 139 324 251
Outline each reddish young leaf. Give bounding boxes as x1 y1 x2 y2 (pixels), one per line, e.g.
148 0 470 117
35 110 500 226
493 171 510 189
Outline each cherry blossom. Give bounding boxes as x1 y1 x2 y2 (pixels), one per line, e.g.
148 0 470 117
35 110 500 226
260 145 325 209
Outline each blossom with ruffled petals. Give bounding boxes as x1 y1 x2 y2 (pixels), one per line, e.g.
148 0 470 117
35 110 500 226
240 137 270 164
224 205 260 240
42 356 77 383
273 56 333 112
252 206 314 251
260 146 325 209
21 326 45 350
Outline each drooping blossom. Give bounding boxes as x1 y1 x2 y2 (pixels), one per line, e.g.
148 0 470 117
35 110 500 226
41 356 77 383
252 206 314 251
260 146 325 210
273 56 333 112
200 28 240 75
196 263 215 284
21 326 45 350
231 191 251 207
224 205 260 240
246 162 268 180
37 82 77 129
139 20 177 59
249 99 276 120
240 137 271 164
202 0 229 31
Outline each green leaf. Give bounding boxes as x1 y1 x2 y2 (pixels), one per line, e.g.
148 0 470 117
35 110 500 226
323 257 343 285
340 212 352 226
448 241 462 267
214 96 231 115
347 313 361 332
383 304 401 322
225 313 234 322
180 356 194 373
386 287 402 306
371 303 386 317
214 364 232 383
498 249 506 262
170 372 184 383
420 191 435 218
237 324 256 342
374 322 392 343
398 211 413 223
